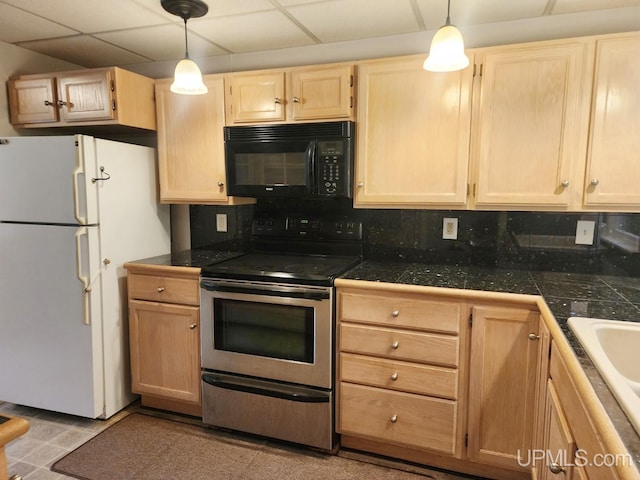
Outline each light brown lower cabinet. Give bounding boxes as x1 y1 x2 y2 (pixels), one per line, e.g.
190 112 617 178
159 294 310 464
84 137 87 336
336 281 546 480
125 264 202 417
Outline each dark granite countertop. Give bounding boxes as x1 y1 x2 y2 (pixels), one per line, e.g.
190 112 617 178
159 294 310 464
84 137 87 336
126 248 246 269
341 260 640 468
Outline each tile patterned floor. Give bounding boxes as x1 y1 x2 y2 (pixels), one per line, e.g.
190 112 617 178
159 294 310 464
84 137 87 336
1 401 483 480
1 401 131 480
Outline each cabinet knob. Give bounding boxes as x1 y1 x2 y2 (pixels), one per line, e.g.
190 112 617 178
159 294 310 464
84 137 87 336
390 372 398 381
157 287 165 293
591 178 600 186
549 463 565 474
274 97 282 104
292 96 300 103
44 100 54 107
391 341 399 350
390 414 398 423
561 180 569 187
356 182 364 188
528 333 540 341
217 181 224 187
189 323 197 330
57 100 68 107
391 310 399 317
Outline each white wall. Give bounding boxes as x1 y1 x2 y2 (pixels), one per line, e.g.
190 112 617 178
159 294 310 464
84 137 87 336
0 42 79 136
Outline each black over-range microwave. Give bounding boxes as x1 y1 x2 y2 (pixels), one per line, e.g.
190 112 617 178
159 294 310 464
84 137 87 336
224 121 354 198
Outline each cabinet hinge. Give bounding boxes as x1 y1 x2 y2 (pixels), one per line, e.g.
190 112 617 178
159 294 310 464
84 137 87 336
110 80 115 92
469 312 473 327
111 99 116 111
479 64 483 77
465 433 469 447
350 74 354 88
473 64 476 77
350 96 353 109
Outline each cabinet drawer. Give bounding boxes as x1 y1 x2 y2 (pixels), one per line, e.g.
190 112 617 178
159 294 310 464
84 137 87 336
339 383 457 455
340 353 458 399
340 323 459 367
128 273 199 305
339 291 461 334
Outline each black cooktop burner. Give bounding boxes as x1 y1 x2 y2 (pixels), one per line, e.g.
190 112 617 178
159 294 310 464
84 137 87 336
201 252 362 286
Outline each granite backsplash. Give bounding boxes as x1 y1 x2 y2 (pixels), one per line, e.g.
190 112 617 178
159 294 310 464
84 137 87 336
190 199 640 277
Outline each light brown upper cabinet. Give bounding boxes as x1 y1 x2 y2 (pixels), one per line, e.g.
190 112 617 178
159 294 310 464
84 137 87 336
225 64 355 124
155 75 253 205
469 40 593 211
8 67 156 130
582 33 640 210
354 55 473 209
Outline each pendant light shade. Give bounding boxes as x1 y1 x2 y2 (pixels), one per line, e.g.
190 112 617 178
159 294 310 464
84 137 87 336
162 0 209 95
424 0 469 72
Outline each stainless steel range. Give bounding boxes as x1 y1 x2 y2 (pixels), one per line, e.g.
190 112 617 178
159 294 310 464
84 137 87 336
199 212 362 451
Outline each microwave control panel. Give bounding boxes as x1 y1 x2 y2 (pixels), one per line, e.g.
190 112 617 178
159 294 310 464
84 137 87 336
317 140 349 196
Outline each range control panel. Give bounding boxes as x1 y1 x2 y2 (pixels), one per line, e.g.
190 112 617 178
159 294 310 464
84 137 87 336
253 215 362 240
317 140 350 197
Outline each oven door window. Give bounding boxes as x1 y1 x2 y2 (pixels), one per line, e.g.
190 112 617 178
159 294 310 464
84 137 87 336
213 298 314 363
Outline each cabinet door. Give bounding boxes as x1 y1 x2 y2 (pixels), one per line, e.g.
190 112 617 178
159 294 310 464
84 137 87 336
129 299 200 405
58 70 115 122
583 34 640 209
289 65 354 121
467 305 541 471
155 75 230 204
539 380 576 480
472 42 591 209
227 72 285 123
7 77 58 124
355 55 472 208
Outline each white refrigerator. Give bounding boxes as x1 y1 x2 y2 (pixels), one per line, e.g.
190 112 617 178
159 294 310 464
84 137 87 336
0 135 170 419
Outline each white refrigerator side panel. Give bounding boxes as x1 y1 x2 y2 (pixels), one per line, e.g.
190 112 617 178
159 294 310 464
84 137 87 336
0 136 98 225
0 223 104 418
94 138 170 417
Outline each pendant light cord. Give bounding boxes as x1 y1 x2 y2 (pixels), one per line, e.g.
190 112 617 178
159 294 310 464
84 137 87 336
445 0 452 26
182 17 190 59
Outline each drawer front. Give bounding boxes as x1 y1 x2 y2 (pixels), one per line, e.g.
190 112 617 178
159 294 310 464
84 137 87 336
340 353 458 399
340 323 459 367
339 383 457 455
128 273 199 305
339 291 461 334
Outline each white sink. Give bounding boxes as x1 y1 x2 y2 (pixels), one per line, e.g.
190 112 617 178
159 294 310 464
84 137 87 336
567 317 640 436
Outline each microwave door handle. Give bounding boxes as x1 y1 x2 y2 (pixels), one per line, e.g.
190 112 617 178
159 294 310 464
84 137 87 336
305 141 316 193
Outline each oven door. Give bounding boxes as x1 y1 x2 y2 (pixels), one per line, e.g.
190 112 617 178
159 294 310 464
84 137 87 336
225 140 316 197
200 279 333 389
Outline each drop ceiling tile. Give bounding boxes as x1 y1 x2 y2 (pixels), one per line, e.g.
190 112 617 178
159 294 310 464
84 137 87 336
0 3 77 43
16 35 150 68
286 0 421 43
552 0 640 14
95 24 228 62
417 0 549 29
189 10 315 53
1 0 167 32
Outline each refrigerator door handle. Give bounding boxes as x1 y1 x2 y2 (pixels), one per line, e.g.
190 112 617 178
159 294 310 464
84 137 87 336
72 153 87 225
75 227 91 325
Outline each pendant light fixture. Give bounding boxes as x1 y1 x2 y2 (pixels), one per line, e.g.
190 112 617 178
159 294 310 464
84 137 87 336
423 0 469 72
161 0 209 95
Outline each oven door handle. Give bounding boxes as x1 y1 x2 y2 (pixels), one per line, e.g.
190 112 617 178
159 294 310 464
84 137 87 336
202 373 329 403
200 281 330 301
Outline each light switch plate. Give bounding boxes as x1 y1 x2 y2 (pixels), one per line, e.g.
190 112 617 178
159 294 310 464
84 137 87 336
575 220 595 245
443 218 458 240
216 213 228 233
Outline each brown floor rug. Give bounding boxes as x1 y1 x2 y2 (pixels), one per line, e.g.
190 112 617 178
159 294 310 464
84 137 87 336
51 412 452 480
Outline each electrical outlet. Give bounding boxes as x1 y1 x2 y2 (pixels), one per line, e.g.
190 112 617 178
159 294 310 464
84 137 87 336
575 220 595 245
443 217 458 240
216 213 228 233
